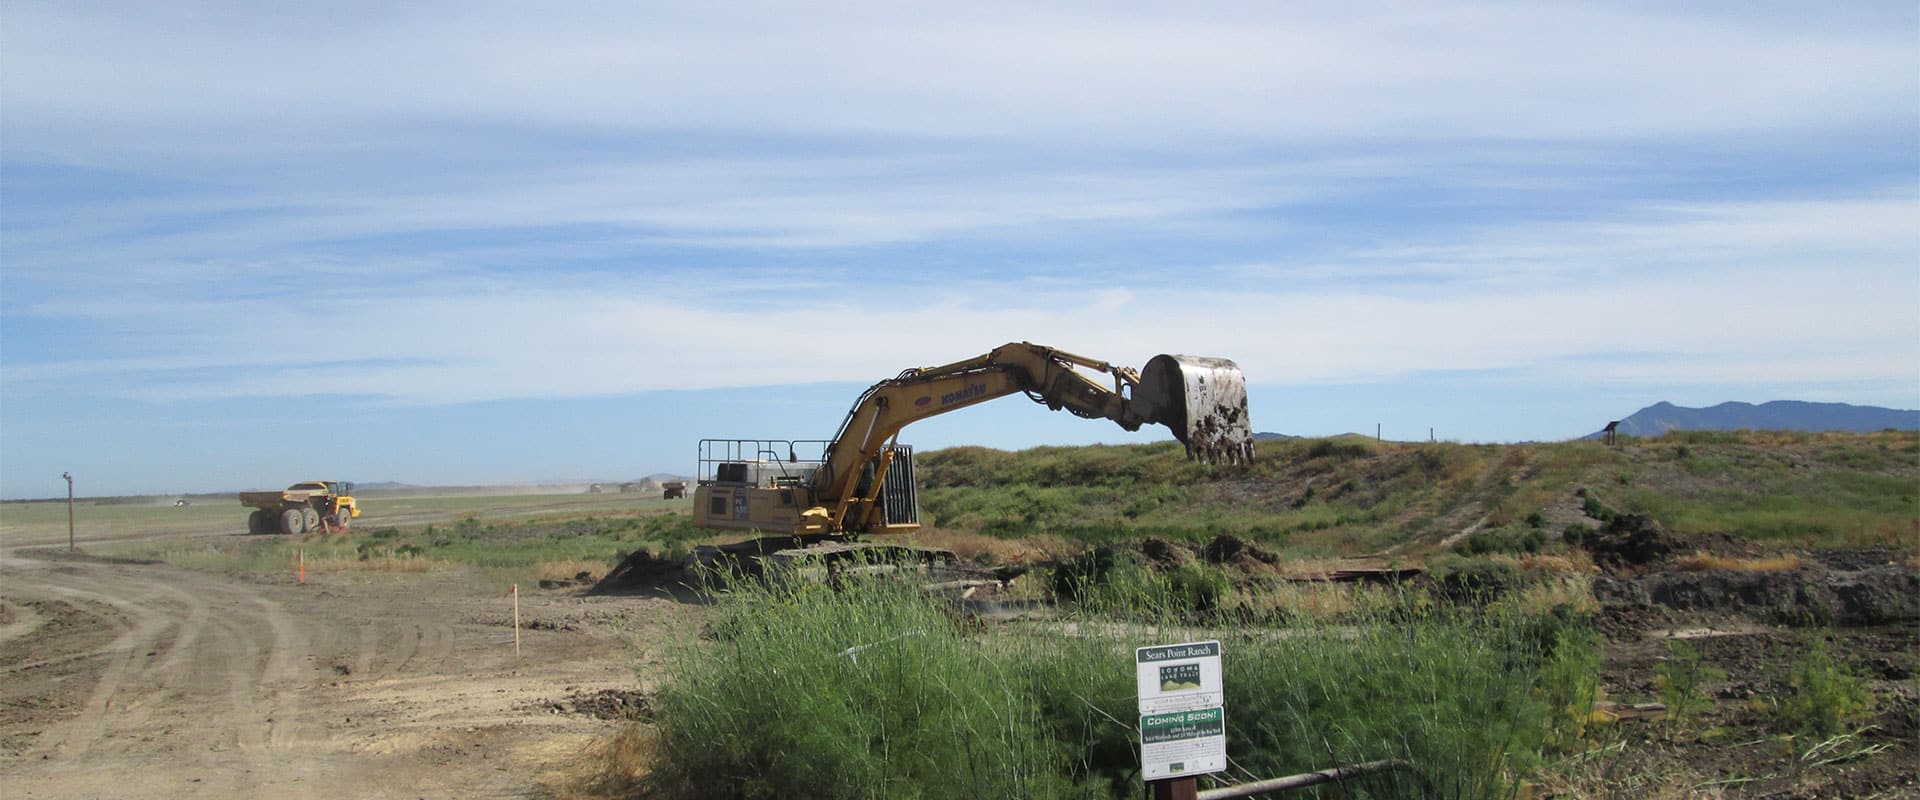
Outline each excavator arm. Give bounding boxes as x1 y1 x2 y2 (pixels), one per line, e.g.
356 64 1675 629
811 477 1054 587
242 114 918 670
809 342 1254 533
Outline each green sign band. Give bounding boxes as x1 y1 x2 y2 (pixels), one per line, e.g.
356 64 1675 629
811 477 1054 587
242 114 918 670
1140 707 1225 743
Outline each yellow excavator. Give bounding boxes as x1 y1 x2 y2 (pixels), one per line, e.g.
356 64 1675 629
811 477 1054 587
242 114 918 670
692 342 1254 543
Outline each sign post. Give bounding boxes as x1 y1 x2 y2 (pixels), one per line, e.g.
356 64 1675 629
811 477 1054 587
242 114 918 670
1137 640 1226 796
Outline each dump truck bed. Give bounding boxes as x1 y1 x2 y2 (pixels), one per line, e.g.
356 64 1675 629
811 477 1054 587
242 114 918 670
238 490 327 510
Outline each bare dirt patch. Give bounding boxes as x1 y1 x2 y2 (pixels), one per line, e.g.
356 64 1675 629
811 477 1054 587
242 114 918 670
0 544 697 799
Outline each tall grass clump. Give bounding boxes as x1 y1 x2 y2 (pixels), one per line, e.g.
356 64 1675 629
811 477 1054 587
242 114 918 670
646 566 1585 799
646 571 1081 799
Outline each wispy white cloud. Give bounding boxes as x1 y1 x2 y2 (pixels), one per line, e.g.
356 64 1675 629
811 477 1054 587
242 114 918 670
4 1 1913 162
10 189 1913 408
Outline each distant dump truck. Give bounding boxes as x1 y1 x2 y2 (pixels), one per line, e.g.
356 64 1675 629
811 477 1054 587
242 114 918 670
661 480 687 500
240 481 358 534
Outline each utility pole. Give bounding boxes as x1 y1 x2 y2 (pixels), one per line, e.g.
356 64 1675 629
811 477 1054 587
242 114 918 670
63 472 75 551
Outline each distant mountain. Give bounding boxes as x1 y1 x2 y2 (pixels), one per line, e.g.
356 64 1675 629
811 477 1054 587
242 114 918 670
1252 432 1298 441
1590 401 1920 439
351 481 418 493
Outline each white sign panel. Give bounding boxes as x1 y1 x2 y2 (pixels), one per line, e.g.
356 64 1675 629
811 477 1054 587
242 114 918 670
1139 706 1227 779
1135 640 1223 715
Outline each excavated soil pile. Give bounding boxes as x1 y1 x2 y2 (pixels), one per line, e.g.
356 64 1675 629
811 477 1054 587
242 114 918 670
1200 534 1281 570
1583 514 1684 569
1593 545 1920 627
591 549 689 594
1136 536 1192 570
1131 535 1284 575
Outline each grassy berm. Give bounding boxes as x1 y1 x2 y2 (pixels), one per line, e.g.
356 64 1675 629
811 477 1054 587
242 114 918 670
620 430 1917 800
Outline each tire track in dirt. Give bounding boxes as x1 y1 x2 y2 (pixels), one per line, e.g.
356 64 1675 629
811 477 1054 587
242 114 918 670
0 598 48 648
13 579 175 759
3 544 672 800
1 559 325 788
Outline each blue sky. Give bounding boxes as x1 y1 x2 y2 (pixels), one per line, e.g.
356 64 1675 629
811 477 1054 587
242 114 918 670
3 1 1917 498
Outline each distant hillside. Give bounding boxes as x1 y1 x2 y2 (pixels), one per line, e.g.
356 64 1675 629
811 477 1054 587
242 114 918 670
1592 401 1919 439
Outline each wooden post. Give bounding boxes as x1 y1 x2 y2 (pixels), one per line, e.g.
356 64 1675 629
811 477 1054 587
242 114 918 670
512 584 521 659
1151 777 1198 800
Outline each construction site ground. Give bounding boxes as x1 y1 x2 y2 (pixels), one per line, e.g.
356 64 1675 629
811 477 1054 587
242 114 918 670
0 520 681 800
3 508 1915 798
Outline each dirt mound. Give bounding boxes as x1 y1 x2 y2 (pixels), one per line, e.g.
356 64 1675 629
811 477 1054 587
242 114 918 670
1583 514 1683 570
1590 600 1672 642
1201 534 1280 570
1807 546 1910 571
1602 564 1920 627
1136 537 1191 570
544 689 652 721
590 549 688 594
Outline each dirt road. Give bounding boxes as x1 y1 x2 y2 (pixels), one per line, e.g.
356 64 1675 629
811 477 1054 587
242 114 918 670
0 540 687 799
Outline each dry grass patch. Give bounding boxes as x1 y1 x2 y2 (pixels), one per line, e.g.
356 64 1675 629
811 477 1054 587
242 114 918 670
1237 579 1391 620
535 559 613 583
1518 553 1598 575
1673 552 1803 572
1508 575 1599 615
307 550 440 573
908 528 1069 565
559 723 655 799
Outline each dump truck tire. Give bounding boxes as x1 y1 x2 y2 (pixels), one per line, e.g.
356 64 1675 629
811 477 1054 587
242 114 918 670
302 508 322 533
280 508 306 535
247 510 269 534
333 509 352 530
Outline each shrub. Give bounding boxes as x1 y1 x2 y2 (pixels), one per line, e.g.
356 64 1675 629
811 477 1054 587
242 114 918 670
1561 523 1594 546
1536 625 1603 752
645 572 1576 799
1306 438 1374 460
1432 556 1525 602
1580 493 1616 523
1777 637 1873 739
1655 639 1725 728
1455 528 1546 556
648 574 1076 799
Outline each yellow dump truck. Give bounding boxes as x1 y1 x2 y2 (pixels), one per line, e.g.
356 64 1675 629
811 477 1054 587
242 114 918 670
240 481 358 534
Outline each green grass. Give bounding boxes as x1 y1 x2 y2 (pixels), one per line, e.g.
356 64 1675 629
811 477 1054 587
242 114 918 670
644 569 1592 799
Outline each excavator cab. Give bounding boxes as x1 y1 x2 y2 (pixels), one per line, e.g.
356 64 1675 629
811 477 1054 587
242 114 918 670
1134 354 1256 465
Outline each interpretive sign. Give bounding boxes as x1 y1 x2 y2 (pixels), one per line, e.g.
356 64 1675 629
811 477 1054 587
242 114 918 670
1136 640 1225 779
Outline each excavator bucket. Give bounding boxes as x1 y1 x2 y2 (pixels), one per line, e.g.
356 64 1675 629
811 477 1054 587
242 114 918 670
1136 355 1256 464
